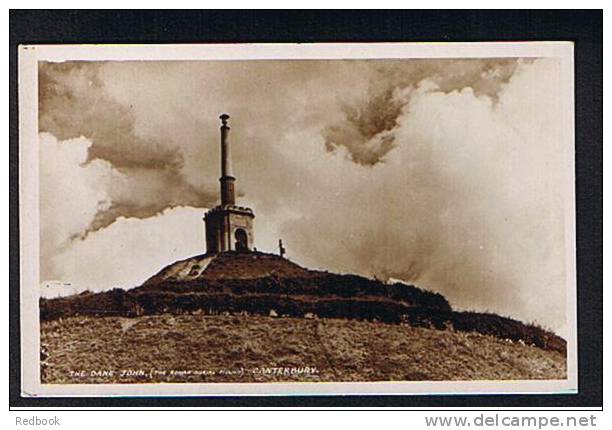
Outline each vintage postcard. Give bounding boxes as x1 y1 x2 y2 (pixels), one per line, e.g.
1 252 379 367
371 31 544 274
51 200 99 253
19 42 576 396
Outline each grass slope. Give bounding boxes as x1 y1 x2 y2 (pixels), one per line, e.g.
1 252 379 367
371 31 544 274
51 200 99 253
41 314 566 384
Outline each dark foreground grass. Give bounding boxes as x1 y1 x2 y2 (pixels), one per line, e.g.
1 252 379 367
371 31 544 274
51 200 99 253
41 314 566 384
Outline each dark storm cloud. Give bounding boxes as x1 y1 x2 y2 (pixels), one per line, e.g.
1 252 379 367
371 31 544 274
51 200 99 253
38 62 218 235
323 59 524 165
76 168 218 238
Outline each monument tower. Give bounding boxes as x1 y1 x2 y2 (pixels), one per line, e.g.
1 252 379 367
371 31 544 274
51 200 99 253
204 114 255 253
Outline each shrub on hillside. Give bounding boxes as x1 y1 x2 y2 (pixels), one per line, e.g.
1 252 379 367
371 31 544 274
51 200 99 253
136 274 451 311
39 289 565 354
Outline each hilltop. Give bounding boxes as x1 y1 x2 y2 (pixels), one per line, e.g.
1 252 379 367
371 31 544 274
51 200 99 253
142 250 321 284
39 250 567 383
42 250 452 322
40 251 566 354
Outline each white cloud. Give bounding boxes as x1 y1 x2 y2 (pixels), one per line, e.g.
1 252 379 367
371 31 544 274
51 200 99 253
269 59 568 332
39 133 115 280
51 207 205 293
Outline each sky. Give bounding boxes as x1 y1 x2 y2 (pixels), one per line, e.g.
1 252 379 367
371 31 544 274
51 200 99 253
38 57 571 335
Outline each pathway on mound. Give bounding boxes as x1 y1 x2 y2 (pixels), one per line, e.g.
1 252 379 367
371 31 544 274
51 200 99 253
143 251 322 286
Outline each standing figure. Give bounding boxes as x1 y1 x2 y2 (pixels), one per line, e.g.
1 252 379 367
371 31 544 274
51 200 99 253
279 239 286 258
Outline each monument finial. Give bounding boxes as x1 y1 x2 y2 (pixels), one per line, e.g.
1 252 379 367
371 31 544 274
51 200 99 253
220 113 230 126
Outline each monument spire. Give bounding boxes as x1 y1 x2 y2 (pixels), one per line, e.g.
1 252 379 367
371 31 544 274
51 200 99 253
204 114 255 254
219 113 235 206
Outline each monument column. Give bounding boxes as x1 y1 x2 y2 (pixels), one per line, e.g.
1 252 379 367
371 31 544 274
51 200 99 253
219 114 236 206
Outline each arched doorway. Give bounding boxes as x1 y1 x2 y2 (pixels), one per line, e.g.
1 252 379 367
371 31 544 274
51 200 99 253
234 228 248 251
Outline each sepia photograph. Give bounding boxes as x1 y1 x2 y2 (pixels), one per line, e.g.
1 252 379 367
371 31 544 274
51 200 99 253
18 42 577 396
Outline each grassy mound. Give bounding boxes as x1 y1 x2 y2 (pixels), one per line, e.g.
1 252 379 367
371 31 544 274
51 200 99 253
40 314 566 384
40 251 566 354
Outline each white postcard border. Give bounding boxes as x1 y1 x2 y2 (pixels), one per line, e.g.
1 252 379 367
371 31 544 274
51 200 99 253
18 42 577 397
